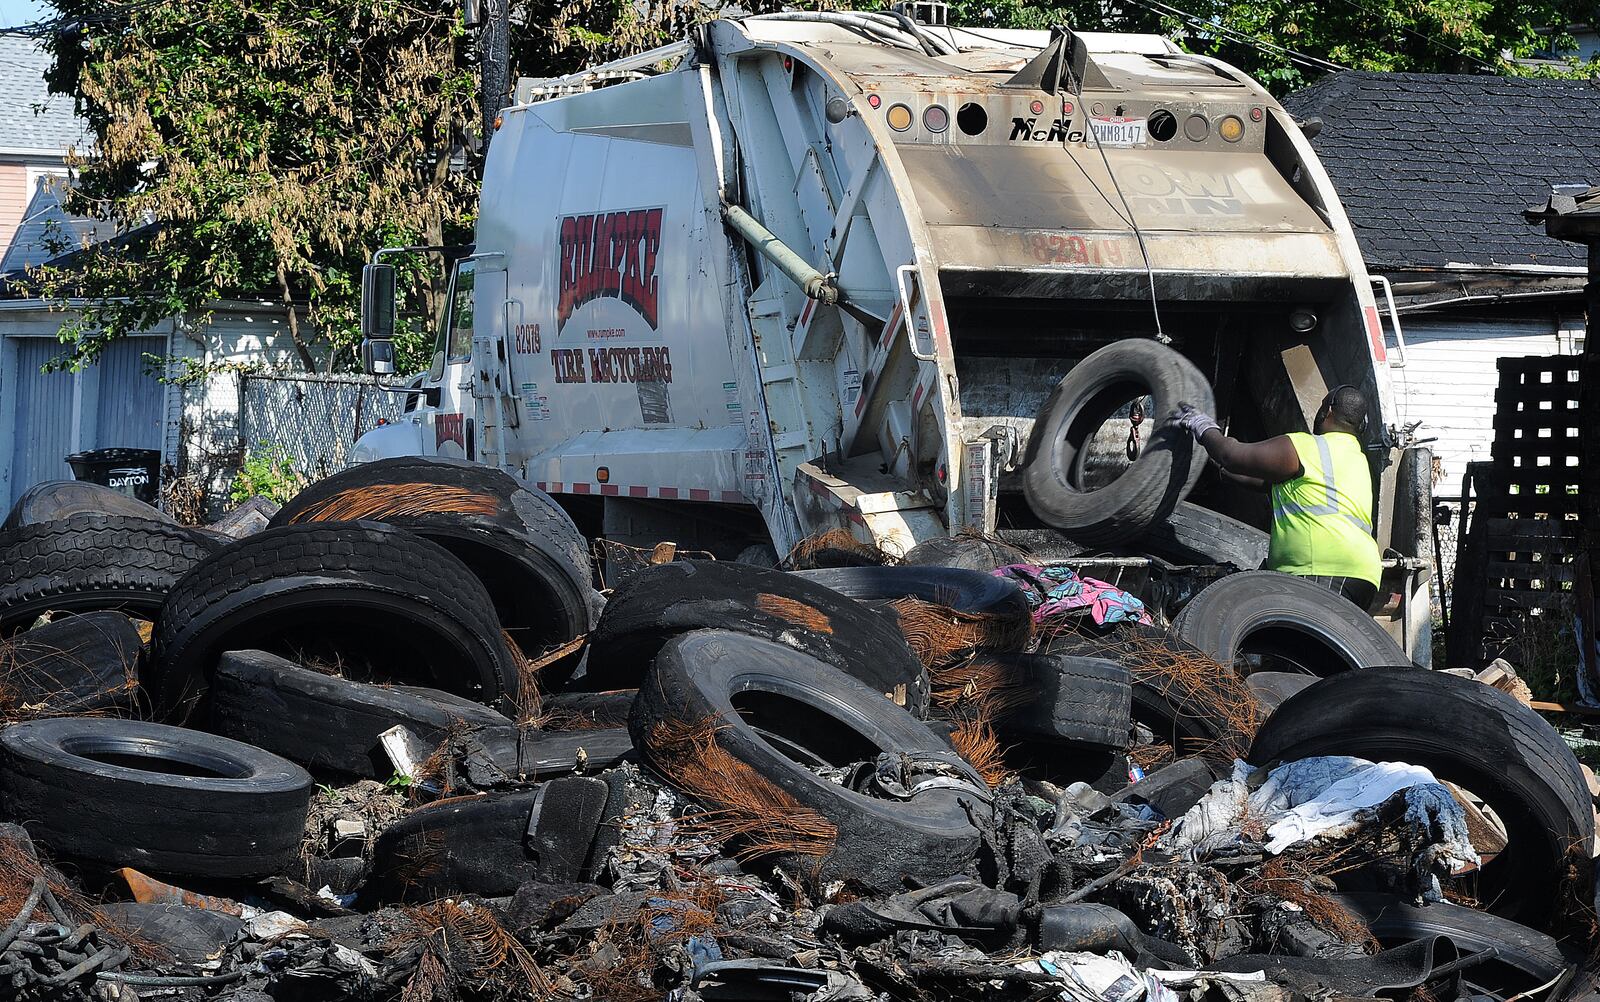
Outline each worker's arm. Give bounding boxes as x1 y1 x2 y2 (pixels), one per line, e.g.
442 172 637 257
1169 404 1303 485
1196 428 1302 484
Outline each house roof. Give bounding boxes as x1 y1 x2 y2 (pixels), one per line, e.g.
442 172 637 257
0 176 110 274
0 35 87 154
1282 72 1600 273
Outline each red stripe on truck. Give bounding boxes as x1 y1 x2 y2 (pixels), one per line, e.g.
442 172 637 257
629 485 649 498
1364 306 1387 362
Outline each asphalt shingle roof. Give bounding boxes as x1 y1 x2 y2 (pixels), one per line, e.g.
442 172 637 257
0 35 87 153
1282 72 1600 272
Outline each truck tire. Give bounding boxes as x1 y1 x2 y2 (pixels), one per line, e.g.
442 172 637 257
984 652 1131 749
209 650 514 778
580 560 928 715
1 611 144 717
1137 502 1268 569
1334 893 1580 990
0 718 312 879
1022 340 1212 547
1045 627 1255 760
792 565 1030 622
273 457 594 655
0 514 224 635
1243 671 1317 714
901 534 1031 573
363 790 541 903
4 480 171 530
152 522 521 721
632 630 982 891
1249 669 1594 930
1172 570 1409 675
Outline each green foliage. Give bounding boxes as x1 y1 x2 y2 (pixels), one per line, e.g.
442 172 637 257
25 0 478 373
228 441 308 506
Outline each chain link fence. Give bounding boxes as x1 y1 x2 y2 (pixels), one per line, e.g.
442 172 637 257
240 373 406 482
1430 494 1473 620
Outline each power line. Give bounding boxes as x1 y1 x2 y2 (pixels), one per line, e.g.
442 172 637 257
1123 0 1347 73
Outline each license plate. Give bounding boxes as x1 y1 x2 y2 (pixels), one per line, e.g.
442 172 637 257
1090 116 1147 147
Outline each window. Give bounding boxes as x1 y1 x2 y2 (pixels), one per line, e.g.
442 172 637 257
445 260 476 362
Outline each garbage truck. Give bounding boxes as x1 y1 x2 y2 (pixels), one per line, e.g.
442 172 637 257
352 8 1434 659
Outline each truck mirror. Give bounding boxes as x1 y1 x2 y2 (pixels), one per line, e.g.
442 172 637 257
361 263 397 343
361 337 396 376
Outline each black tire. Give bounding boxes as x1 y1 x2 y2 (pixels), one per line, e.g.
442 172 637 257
1021 340 1212 546
1 611 144 717
96 903 246 968
1244 671 1318 714
632 630 982 891
901 534 1031 573
983 652 1131 749
4 480 170 530
792 565 1030 621
582 560 929 716
1173 570 1408 676
1334 893 1580 993
0 514 224 635
152 522 522 721
1045 625 1257 761
539 689 635 730
0 718 312 878
363 790 541 903
1249 669 1595 929
209 650 513 778
273 457 593 656
1136 501 1268 569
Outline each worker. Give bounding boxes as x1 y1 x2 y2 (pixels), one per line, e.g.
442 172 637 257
1168 385 1381 610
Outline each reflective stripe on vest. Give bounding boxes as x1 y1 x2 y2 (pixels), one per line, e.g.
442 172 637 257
1271 434 1373 534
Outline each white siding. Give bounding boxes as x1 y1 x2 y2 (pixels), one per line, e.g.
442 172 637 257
1398 314 1583 497
173 306 321 510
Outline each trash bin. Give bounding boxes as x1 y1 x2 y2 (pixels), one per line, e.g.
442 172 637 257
65 448 162 505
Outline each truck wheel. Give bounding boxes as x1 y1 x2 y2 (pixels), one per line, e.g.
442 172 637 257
0 514 224 635
2 611 145 718
1137 502 1268 569
1250 669 1594 930
1022 340 1211 546
632 630 982 892
209 650 513 778
152 522 522 721
1172 570 1408 675
272 457 593 656
580 560 928 715
4 480 171 530
0 718 312 879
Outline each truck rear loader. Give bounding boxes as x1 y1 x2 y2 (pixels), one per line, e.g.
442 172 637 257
352 9 1434 661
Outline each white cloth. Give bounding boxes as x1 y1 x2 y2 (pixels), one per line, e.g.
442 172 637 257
1165 756 1479 881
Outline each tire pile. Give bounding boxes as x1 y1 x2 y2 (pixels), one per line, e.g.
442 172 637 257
0 463 1593 1002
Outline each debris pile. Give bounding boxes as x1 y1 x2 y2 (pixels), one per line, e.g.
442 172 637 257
0 465 1593 1001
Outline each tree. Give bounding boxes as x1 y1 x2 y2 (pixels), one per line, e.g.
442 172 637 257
1156 0 1599 92
27 0 479 372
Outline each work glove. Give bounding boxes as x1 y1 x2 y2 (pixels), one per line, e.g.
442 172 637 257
1168 402 1219 440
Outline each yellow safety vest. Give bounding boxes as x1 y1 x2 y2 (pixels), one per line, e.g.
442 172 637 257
1267 431 1381 586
